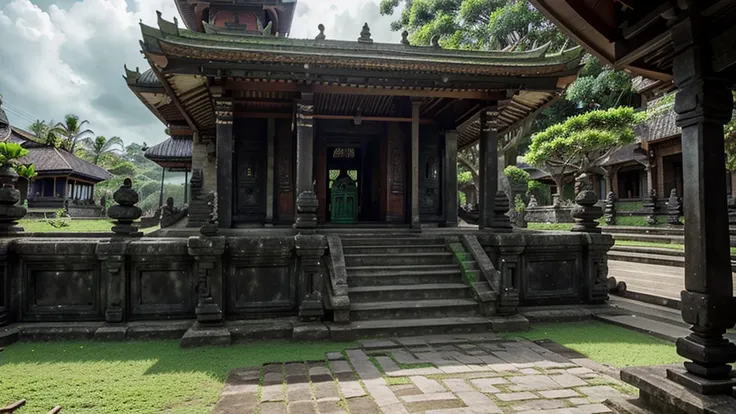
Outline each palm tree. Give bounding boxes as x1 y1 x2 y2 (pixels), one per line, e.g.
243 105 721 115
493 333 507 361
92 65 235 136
27 120 61 147
82 135 124 165
54 114 94 153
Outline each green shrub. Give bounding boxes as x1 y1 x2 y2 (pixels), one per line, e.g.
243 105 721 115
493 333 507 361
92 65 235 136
504 165 531 185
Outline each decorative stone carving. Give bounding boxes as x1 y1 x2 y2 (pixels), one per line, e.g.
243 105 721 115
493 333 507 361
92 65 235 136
187 169 211 228
96 241 128 322
294 190 318 230
200 192 219 237
527 195 538 209
644 188 658 225
299 292 324 322
160 197 186 228
295 234 326 322
108 178 142 237
666 188 683 226
604 192 616 225
0 165 26 235
401 31 410 45
315 24 326 40
491 191 512 232
431 35 441 48
586 234 614 303
188 236 226 325
358 23 373 43
571 189 603 233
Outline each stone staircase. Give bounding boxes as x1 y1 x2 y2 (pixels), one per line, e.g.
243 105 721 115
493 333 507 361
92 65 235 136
341 235 492 337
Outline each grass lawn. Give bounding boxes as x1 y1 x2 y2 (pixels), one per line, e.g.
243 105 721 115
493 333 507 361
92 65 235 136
19 220 159 233
514 321 682 368
0 340 357 414
527 222 574 231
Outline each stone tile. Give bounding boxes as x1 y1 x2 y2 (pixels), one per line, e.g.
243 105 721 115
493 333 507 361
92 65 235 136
568 397 591 405
466 364 494 373
381 403 410 414
411 376 446 393
405 399 467 413
508 374 559 391
259 401 288 414
335 373 365 399
285 362 307 376
470 378 504 393
512 399 567 411
439 363 474 374
576 403 612 413
388 367 443 377
287 400 316 414
425 408 493 414
346 396 380 414
328 360 353 374
287 383 313 402
400 392 458 403
316 398 346 414
539 389 581 399
519 368 538 375
215 393 258 413
495 392 538 402
346 349 383 383
535 360 577 369
264 371 284 385
577 386 622 403
466 349 488 356
457 343 478 350
261 384 286 402
367 384 400 406
263 363 284 373
395 336 429 346
443 378 474 393
456 391 502 413
450 352 484 364
326 352 343 361
391 349 423 364
360 339 399 349
567 367 595 375
551 373 588 388
476 343 504 352
313 381 340 400
309 366 331 378
375 356 400 374
391 384 422 397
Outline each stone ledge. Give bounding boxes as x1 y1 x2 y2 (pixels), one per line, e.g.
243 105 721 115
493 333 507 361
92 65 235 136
180 323 232 348
0 327 19 346
521 307 593 323
488 315 529 332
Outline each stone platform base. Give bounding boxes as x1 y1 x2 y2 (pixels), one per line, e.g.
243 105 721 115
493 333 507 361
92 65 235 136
607 365 736 413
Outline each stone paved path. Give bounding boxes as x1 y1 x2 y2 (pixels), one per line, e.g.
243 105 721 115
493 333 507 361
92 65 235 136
214 333 631 413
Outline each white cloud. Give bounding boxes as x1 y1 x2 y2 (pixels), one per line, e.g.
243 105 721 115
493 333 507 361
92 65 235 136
0 0 403 147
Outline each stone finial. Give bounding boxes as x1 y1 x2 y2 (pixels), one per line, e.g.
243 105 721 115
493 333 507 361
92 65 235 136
570 189 603 233
358 23 373 44
294 190 319 230
644 188 658 225
0 165 26 234
527 194 538 209
667 188 683 226
431 35 441 48
108 178 143 237
491 191 512 232
604 191 616 225
299 292 324 322
200 191 219 237
401 31 410 45
315 24 326 40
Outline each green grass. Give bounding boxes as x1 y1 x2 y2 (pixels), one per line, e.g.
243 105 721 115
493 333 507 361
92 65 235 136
513 321 682 368
18 220 159 233
0 340 356 414
527 222 574 231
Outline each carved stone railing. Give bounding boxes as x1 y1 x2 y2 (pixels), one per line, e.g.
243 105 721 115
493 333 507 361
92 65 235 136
447 235 499 316
325 236 350 324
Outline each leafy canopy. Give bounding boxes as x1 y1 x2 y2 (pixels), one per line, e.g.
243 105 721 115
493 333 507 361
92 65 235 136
0 142 29 167
526 106 645 173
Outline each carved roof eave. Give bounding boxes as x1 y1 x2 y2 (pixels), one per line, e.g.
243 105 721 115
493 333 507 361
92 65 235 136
138 20 586 76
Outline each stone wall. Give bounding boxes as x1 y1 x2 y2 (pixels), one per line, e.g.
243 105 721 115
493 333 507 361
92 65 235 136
68 205 104 218
525 206 574 223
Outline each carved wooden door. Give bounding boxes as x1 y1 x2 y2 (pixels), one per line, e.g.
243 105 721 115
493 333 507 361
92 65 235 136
234 121 266 222
419 136 442 219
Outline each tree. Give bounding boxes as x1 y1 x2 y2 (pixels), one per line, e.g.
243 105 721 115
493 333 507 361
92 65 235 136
525 106 645 199
82 135 124 165
54 114 94 154
27 120 62 147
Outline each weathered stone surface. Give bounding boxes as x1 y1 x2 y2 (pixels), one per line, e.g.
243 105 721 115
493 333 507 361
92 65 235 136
292 324 329 341
539 389 581 399
180 325 231 348
495 392 538 402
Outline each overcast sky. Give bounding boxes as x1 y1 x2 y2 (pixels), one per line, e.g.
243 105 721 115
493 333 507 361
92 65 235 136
0 0 403 147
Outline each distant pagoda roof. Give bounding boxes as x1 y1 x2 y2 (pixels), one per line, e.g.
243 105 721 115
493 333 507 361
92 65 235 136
144 135 193 170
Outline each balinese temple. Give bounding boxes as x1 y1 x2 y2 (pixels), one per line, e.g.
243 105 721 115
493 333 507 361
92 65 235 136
125 0 585 229
0 125 112 214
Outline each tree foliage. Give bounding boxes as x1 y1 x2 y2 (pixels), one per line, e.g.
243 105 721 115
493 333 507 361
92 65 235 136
81 135 124 165
54 114 94 153
526 107 645 181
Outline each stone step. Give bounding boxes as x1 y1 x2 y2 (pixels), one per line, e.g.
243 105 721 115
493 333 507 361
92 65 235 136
611 245 684 257
350 316 493 338
348 283 471 303
608 297 687 328
343 244 448 255
608 250 684 267
347 266 463 286
595 313 689 342
610 233 684 244
604 226 684 236
350 298 479 321
344 252 455 267
340 237 447 247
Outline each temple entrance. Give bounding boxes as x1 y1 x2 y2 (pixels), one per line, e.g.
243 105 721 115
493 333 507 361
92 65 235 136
233 119 267 224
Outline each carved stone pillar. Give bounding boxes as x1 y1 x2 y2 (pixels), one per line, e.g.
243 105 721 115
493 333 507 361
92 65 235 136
479 110 498 230
96 241 129 323
188 236 226 324
295 94 317 230
295 234 326 321
444 130 459 227
497 245 523 315
668 12 736 392
216 100 234 229
584 234 613 304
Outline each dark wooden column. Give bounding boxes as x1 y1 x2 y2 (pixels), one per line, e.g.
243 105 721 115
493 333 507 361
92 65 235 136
294 93 318 229
410 99 421 229
265 118 275 225
478 110 498 230
668 12 736 392
444 130 458 227
215 100 233 228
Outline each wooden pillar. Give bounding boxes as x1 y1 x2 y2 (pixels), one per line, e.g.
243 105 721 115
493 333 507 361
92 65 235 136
184 170 188 205
478 110 498 230
645 163 654 196
410 99 421 229
668 12 736 390
294 94 318 229
158 168 165 208
216 100 234 228
444 130 458 227
265 118 275 224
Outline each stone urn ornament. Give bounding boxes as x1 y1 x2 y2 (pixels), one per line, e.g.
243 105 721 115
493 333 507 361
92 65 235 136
107 178 143 237
0 163 27 234
571 189 603 233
